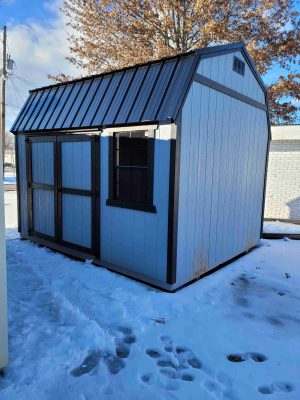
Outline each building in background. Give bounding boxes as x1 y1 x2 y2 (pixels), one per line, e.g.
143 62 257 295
264 125 300 223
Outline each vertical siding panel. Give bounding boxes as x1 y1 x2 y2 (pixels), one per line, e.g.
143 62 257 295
230 100 243 255
208 91 223 267
218 96 232 263
238 104 252 249
211 93 227 266
193 85 209 275
201 89 217 270
176 90 192 282
185 84 202 279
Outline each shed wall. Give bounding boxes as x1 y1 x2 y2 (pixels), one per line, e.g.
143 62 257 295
175 81 268 287
17 133 28 236
99 124 171 282
197 51 265 104
264 140 300 221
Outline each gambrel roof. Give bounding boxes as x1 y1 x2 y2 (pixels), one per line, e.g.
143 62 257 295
11 43 266 133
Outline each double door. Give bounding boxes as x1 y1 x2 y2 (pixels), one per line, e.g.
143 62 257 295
26 134 99 256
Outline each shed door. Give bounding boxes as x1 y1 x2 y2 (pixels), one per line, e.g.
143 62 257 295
59 136 99 255
27 137 56 240
27 135 99 257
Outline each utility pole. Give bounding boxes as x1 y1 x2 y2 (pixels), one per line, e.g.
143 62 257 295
1 26 7 171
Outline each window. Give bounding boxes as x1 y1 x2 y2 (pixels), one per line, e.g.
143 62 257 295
106 130 156 212
233 56 245 76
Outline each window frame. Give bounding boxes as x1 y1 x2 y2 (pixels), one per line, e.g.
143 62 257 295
106 128 156 213
233 56 245 76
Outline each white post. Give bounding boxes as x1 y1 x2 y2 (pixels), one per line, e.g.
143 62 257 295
0 45 7 367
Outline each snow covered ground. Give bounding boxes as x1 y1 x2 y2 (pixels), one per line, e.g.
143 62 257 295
1 191 300 400
264 220 300 234
4 171 16 186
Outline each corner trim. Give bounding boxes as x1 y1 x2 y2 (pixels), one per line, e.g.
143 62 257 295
260 95 272 238
14 135 21 233
166 119 181 284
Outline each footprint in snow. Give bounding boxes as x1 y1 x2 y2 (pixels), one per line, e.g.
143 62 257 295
70 351 101 377
227 352 267 363
142 336 235 397
71 326 136 377
141 335 202 391
258 382 294 395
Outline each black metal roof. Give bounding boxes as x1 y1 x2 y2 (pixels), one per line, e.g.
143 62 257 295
11 42 264 133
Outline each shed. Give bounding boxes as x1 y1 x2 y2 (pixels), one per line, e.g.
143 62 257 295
264 125 300 223
12 43 270 291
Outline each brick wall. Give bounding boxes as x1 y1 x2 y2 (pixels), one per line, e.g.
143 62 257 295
264 140 300 221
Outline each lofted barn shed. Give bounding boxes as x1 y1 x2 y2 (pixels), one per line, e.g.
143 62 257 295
12 43 270 291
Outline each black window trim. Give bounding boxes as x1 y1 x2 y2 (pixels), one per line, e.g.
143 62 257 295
233 56 245 76
106 128 156 213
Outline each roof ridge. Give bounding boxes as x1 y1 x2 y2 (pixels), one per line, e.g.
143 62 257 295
30 42 246 93
30 49 198 93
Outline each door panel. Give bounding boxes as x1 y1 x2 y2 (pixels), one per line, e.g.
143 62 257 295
61 141 91 190
31 142 54 185
32 188 55 237
62 194 92 248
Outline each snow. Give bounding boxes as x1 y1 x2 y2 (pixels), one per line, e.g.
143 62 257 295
4 172 16 186
4 191 18 229
264 220 300 234
1 192 300 400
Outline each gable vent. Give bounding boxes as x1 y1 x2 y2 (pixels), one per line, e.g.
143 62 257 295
233 56 245 76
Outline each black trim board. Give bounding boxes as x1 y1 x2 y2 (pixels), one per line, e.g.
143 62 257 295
194 74 267 111
14 135 21 233
262 233 300 240
166 122 181 285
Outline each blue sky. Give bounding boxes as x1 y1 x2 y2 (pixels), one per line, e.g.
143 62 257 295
0 0 55 25
0 0 299 127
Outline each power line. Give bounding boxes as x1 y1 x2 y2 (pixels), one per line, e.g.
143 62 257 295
14 75 38 88
8 75 25 103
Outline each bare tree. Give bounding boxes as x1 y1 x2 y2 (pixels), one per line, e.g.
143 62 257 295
61 0 300 124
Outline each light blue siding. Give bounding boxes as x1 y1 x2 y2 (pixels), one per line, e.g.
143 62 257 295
31 142 54 185
62 194 92 248
99 125 171 281
197 50 265 104
32 188 55 237
176 81 268 287
61 142 91 190
17 134 28 236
